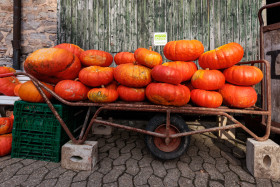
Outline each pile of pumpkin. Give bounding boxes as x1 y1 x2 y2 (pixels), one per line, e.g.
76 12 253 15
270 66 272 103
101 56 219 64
0 41 263 108
0 112 14 157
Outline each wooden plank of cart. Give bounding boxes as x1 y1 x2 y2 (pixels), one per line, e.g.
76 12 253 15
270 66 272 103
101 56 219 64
0 3 274 160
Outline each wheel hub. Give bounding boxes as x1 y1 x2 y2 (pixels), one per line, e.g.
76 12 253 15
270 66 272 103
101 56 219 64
154 124 181 152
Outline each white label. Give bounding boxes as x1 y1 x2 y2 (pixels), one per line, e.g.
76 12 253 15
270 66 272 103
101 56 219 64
153 32 167 46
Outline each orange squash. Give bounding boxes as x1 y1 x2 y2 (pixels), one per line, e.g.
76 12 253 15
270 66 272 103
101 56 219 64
0 116 13 135
54 43 84 59
163 40 204 61
79 66 114 87
134 47 162 68
191 89 223 108
0 134 12 156
117 85 145 102
146 83 190 106
219 84 257 108
199 42 244 70
162 61 197 82
88 87 118 103
24 48 81 84
114 52 136 65
191 69 225 90
18 80 54 103
223 65 263 86
0 76 21 96
80 49 113 67
114 63 151 88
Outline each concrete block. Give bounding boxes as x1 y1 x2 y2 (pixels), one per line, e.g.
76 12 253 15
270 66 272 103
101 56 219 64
217 115 235 140
246 138 280 179
92 117 113 135
61 141 98 171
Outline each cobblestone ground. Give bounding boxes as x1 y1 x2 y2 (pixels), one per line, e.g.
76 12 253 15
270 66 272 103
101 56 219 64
0 119 280 187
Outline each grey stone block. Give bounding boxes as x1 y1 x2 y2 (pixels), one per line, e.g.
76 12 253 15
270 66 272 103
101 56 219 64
61 141 98 171
246 138 280 179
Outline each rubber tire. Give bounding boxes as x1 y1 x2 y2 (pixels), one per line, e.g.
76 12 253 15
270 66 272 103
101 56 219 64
145 114 190 160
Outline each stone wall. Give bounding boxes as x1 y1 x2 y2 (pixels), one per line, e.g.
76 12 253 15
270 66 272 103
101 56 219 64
0 0 57 69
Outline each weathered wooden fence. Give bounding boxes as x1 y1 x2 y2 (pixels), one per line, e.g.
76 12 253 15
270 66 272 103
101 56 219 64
58 0 263 62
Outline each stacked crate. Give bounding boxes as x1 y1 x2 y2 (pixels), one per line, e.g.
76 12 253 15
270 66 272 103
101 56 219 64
11 101 86 162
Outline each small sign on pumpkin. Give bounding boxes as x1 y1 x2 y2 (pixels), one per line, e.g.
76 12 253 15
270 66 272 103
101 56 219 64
153 32 167 46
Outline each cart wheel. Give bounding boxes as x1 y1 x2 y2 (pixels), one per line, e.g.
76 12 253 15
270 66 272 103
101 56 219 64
145 114 190 160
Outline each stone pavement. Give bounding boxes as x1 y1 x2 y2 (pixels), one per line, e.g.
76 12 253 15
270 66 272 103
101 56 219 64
1 119 280 187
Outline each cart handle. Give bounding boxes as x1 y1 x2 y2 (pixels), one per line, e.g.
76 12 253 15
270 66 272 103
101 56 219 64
258 2 280 27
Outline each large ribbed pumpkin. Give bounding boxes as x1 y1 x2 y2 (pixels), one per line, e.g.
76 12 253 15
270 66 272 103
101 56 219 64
117 85 145 102
0 134 12 156
151 65 182 85
146 83 190 106
162 61 197 82
114 52 136 65
199 42 244 70
219 84 257 108
54 43 84 59
134 47 162 68
191 89 223 108
18 80 54 103
223 65 263 86
88 87 118 103
54 80 90 101
0 67 16 74
0 76 21 96
163 40 204 61
79 66 114 87
114 63 151 87
80 50 113 67
191 69 225 90
24 48 81 84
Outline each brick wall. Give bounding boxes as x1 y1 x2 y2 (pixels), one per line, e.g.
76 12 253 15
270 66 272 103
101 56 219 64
0 0 57 69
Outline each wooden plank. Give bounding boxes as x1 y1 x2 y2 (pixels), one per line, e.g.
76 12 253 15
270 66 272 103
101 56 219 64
202 0 208 52
65 0 72 43
109 0 117 52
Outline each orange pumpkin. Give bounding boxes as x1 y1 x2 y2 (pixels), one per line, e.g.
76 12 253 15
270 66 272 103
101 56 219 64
0 76 21 96
0 134 12 156
134 47 162 68
163 40 204 61
18 80 54 103
199 42 244 70
54 80 90 101
151 65 182 85
24 48 81 84
13 83 21 96
80 49 113 67
54 43 84 59
105 80 119 90
191 89 223 108
146 83 190 106
114 63 151 88
0 67 16 74
117 85 145 102
223 65 263 86
162 61 197 82
79 66 114 87
219 84 257 108
88 87 118 103
191 69 225 90
114 52 136 65
0 116 13 135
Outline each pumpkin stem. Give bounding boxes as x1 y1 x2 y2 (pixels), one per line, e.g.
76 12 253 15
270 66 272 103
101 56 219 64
205 68 210 70
101 85 105 88
74 78 79 81
149 46 152 51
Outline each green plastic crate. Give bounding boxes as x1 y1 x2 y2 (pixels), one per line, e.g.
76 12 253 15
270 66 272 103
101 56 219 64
11 101 87 162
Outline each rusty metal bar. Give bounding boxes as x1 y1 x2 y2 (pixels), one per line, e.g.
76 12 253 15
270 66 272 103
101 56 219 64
78 107 91 140
165 110 171 145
